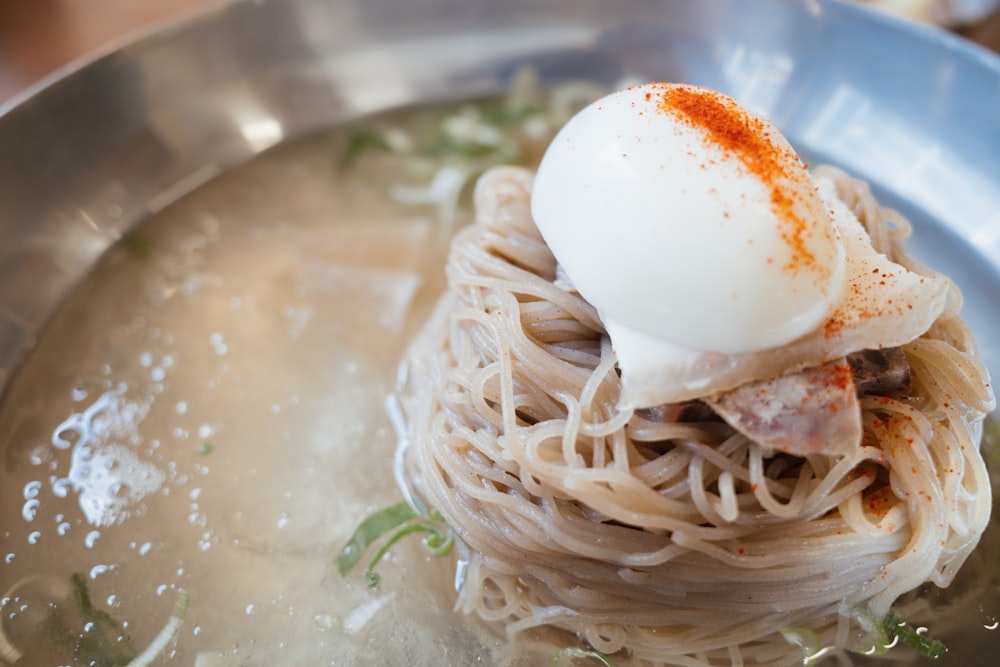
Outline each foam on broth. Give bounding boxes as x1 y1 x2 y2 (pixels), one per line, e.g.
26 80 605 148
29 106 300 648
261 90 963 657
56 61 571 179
0 90 997 666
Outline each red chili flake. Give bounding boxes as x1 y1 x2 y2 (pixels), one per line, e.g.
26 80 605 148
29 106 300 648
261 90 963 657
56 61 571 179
651 84 822 277
824 359 853 391
863 486 896 517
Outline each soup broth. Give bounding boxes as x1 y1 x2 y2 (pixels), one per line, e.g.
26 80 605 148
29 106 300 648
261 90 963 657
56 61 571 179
1 90 998 666
0 93 575 665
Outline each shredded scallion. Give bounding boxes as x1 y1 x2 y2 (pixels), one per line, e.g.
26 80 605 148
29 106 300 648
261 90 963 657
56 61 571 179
851 607 890 656
337 502 453 588
338 126 396 169
127 588 189 667
882 611 946 660
780 626 821 664
122 231 153 259
482 104 542 127
551 646 616 666
336 502 417 576
361 520 451 587
71 572 137 665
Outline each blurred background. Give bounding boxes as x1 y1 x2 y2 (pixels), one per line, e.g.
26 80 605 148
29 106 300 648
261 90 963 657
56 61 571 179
0 0 214 102
0 0 998 104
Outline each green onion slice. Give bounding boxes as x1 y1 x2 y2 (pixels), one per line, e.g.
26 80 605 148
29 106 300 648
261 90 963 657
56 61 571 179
780 626 822 664
336 501 417 576
551 646 616 666
71 572 137 665
127 588 189 667
851 607 890 656
337 502 454 587
882 611 946 660
338 127 395 169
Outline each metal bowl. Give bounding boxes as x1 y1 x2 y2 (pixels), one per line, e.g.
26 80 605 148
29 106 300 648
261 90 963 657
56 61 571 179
1 0 999 662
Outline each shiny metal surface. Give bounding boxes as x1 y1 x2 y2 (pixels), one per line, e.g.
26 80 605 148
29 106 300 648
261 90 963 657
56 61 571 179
0 0 999 389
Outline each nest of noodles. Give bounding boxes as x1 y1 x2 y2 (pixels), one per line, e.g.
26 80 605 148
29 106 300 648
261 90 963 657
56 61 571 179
394 165 994 667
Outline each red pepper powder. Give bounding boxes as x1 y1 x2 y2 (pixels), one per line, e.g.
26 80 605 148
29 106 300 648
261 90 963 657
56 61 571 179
651 84 820 275
825 358 854 392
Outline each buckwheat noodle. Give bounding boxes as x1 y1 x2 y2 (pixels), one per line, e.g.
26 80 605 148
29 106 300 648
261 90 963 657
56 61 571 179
394 164 994 666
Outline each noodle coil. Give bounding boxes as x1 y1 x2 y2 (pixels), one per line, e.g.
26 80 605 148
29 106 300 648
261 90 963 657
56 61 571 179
394 164 994 666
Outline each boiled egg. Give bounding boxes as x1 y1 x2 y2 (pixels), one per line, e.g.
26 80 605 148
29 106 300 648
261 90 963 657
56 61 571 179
530 83 848 355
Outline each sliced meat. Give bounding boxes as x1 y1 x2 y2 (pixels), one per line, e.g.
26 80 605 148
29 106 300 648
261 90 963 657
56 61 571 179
847 347 910 396
637 401 720 424
705 357 862 456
